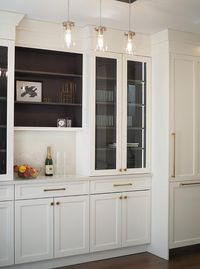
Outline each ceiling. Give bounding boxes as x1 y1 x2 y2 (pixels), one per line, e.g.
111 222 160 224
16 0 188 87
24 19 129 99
0 0 200 35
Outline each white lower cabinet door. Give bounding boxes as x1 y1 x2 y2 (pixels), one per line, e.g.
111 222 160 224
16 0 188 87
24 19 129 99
170 182 200 248
90 193 122 252
54 195 89 257
122 191 150 247
0 201 14 267
15 198 54 264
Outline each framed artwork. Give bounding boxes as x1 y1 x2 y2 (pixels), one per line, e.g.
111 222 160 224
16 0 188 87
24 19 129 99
16 80 42 102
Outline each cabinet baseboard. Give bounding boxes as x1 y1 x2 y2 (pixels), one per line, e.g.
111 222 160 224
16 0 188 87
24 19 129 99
5 245 149 269
169 244 200 259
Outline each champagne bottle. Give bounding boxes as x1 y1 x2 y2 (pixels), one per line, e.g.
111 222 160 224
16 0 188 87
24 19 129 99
45 146 53 176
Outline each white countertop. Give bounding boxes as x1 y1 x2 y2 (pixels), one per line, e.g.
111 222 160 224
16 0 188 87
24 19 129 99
0 173 152 185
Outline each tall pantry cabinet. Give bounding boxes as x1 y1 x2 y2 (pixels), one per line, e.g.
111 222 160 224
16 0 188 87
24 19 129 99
151 30 200 260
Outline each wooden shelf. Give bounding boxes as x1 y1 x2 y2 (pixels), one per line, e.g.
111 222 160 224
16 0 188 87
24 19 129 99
15 101 82 107
128 79 145 84
96 102 116 105
15 69 82 78
127 103 145 107
96 76 116 81
14 127 83 132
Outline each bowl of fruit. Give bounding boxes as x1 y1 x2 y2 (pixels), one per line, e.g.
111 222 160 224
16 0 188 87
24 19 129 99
14 164 39 179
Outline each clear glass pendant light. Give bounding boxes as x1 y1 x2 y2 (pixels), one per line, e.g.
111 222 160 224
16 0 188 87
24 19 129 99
125 0 135 55
95 0 107 52
63 0 75 48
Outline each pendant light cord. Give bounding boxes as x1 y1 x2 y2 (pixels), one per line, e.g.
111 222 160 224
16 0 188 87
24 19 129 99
100 0 102 26
129 0 131 31
67 0 70 21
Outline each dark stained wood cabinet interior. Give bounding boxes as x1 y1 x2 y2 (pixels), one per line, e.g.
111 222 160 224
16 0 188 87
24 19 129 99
14 47 83 128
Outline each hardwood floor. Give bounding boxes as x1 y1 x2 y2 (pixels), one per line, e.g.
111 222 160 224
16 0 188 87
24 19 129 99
57 250 200 269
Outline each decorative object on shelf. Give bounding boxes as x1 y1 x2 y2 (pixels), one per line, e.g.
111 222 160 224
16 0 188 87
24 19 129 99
57 118 67 127
66 118 72 127
14 164 39 179
63 0 75 48
57 81 76 103
95 0 107 52
124 0 136 55
16 80 42 102
45 146 53 176
43 97 51 103
96 90 114 102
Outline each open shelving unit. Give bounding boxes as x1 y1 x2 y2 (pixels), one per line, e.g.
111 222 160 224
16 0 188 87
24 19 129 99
14 46 83 129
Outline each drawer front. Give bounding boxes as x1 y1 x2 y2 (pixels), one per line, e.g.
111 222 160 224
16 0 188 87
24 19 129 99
0 185 14 201
90 177 151 194
15 181 89 200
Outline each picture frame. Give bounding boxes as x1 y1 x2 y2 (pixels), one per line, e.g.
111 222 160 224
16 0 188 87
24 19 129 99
16 80 42 102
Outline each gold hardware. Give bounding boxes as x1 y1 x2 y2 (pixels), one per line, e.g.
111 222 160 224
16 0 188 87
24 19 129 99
119 168 122 172
124 168 127 172
44 188 66 192
50 202 54 206
56 202 60 205
119 196 123 199
171 132 176 178
180 182 200 187
124 196 127 199
113 183 133 187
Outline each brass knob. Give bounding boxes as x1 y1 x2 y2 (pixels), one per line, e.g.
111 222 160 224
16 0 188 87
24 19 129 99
119 168 122 172
50 202 54 206
119 196 123 200
124 168 127 172
56 202 60 205
124 196 127 199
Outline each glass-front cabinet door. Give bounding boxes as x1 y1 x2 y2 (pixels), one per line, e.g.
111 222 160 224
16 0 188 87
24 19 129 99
95 54 121 174
0 41 14 180
0 46 8 175
122 56 150 173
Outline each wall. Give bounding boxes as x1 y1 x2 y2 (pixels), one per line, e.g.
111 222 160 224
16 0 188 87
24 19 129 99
14 131 76 175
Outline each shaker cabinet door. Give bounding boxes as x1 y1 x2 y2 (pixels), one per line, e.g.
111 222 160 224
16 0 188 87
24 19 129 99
170 182 200 248
0 201 14 267
171 57 196 179
121 191 150 247
90 193 122 252
15 198 54 264
54 195 89 257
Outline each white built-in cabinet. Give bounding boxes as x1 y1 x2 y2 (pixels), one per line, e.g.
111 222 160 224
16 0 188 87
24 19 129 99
83 53 151 176
90 188 150 252
15 188 89 264
169 54 200 248
0 185 14 267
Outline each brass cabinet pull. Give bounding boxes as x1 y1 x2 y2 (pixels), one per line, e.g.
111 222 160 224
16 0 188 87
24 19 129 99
119 168 122 172
113 183 133 187
124 196 127 199
119 196 123 200
180 182 200 187
171 132 176 178
56 202 60 205
50 202 54 206
124 168 127 172
44 188 66 192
